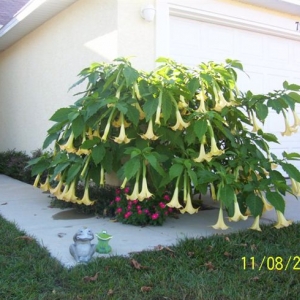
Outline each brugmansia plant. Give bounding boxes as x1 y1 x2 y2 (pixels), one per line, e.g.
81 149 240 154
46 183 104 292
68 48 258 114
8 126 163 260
28 57 300 230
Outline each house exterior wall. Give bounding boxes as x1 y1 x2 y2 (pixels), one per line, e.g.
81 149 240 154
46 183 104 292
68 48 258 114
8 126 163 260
0 0 155 153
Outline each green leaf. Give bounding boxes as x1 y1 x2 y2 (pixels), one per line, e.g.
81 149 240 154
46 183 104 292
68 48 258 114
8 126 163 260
187 169 198 188
50 108 75 122
281 163 300 181
116 102 128 114
50 162 70 181
161 92 174 123
155 57 169 63
126 104 140 126
43 133 59 149
283 151 300 160
265 191 285 213
80 137 100 149
194 118 207 140
169 164 184 180
197 170 219 184
187 78 200 94
31 160 50 176
66 163 82 184
144 153 165 177
262 132 279 143
255 102 268 121
123 66 139 87
288 92 300 103
143 97 159 121
246 192 263 217
218 185 234 208
124 157 141 180
287 83 300 91
91 144 106 164
72 115 85 138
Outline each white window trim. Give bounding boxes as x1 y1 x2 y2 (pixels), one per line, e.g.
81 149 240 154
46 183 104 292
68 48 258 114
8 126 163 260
155 1 300 60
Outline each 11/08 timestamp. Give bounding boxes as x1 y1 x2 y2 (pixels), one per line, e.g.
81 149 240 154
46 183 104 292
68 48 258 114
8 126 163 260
242 256 300 271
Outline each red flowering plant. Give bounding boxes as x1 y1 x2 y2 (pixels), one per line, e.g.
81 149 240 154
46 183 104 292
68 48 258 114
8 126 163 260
110 187 175 226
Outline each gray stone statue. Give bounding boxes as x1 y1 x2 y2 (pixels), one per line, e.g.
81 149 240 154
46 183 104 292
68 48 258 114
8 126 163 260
69 228 96 263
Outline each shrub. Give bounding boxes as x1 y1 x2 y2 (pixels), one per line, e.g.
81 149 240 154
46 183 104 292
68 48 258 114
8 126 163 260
110 187 175 226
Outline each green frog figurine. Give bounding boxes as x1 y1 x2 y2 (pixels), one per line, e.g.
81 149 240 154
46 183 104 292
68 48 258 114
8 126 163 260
96 230 113 254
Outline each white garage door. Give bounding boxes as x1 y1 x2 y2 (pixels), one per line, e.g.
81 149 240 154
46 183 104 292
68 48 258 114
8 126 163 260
169 16 300 171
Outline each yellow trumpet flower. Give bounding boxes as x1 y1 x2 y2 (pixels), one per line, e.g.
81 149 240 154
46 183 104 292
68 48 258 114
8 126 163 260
210 183 217 200
229 196 248 222
171 109 190 131
140 119 159 140
167 185 182 209
214 90 230 111
127 172 140 200
196 89 207 113
102 109 115 142
56 183 69 201
291 109 300 128
121 177 128 189
291 178 300 196
60 132 77 153
261 193 273 212
40 176 50 192
249 216 262 231
77 184 95 206
100 166 105 186
281 111 298 136
113 114 132 144
49 178 64 197
33 174 41 188
208 136 224 157
112 114 131 128
194 143 212 163
134 102 145 120
251 111 261 133
137 163 153 201
274 210 292 229
62 180 78 203
155 91 163 125
212 203 229 230
179 192 199 214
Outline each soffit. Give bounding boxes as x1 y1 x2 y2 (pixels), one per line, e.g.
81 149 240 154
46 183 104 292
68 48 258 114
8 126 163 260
0 0 79 52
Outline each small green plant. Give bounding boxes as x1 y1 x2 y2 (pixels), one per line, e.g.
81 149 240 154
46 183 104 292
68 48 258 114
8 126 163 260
110 187 175 226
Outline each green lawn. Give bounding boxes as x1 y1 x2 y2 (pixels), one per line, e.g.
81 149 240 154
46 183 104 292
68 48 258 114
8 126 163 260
0 214 299 300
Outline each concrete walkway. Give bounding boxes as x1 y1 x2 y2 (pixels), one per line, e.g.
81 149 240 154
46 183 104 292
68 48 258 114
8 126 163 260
0 174 299 268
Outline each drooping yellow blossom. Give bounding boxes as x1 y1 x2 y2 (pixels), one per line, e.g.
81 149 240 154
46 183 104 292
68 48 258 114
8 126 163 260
167 177 182 208
229 195 248 222
140 119 159 140
291 109 300 128
33 174 41 188
208 136 224 157
171 109 190 131
250 110 261 133
134 102 145 120
102 109 115 142
249 216 262 231
212 203 229 230
40 176 51 192
210 183 217 200
260 192 273 212
281 110 298 136
179 191 199 214
194 143 212 163
60 132 77 153
112 114 131 128
214 90 230 111
113 114 131 144
137 163 153 201
49 178 64 197
100 166 105 187
196 89 207 113
121 177 128 189
77 183 95 205
56 184 69 201
155 91 163 125
290 178 300 196
127 172 140 200
274 210 292 229
178 95 188 109
80 156 91 178
87 127 93 140
62 180 78 203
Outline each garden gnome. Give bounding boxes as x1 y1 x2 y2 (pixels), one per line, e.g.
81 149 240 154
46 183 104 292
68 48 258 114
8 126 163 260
96 230 113 254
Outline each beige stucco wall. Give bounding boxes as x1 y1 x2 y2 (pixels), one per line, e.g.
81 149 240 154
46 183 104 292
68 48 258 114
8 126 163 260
0 0 155 153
